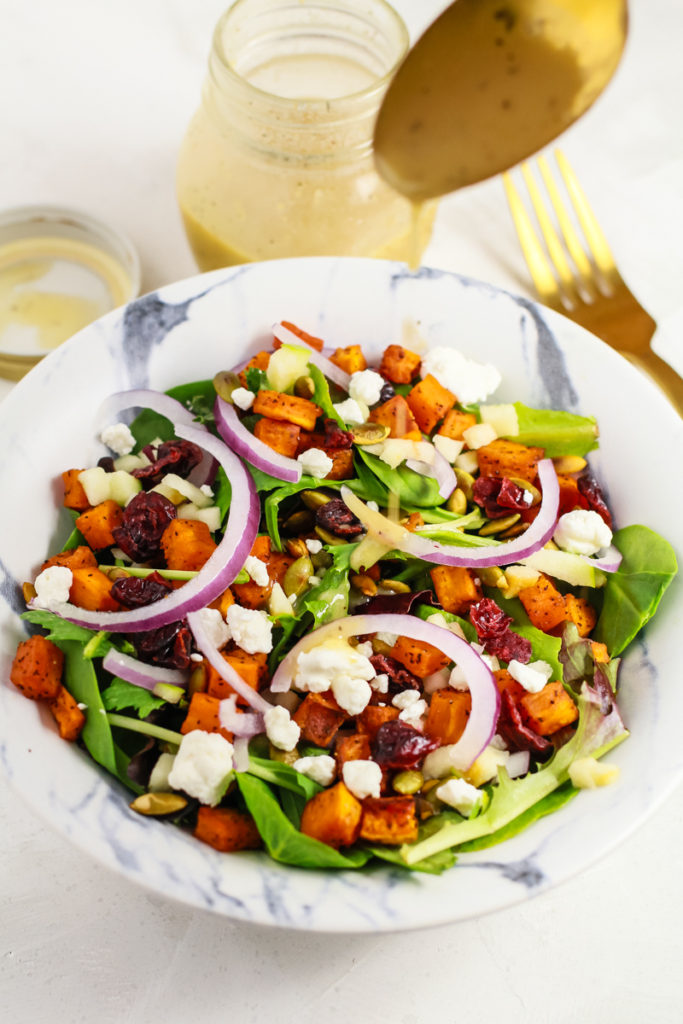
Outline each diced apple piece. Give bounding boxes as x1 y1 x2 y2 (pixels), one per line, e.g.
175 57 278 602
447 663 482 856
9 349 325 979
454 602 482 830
519 548 603 588
479 403 519 437
108 470 142 507
266 345 311 393
177 502 222 532
78 466 111 505
569 756 620 789
462 422 498 450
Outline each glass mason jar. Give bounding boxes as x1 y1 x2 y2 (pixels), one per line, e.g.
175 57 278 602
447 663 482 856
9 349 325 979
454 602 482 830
177 0 436 270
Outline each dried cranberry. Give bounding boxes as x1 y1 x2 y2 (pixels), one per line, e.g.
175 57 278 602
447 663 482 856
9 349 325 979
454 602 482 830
497 689 552 757
112 491 176 563
485 630 532 664
372 720 439 770
472 475 532 519
577 474 613 529
315 498 363 537
97 456 116 473
132 439 203 488
132 620 192 670
323 418 354 450
379 381 395 403
111 571 173 608
369 653 421 695
470 597 512 639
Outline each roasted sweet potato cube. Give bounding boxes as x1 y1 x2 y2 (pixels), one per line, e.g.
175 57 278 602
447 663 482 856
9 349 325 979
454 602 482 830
70 567 121 612
194 806 262 852
275 320 324 352
335 732 371 768
209 587 235 618
379 344 421 384
437 409 477 441
300 781 362 848
238 350 271 386
267 551 295 586
424 689 472 744
357 704 400 741
10 635 64 700
518 574 567 632
330 344 366 374
325 447 354 480
75 499 123 550
403 511 424 532
556 473 590 516
41 545 98 572
161 519 217 571
181 691 233 742
252 390 322 431
390 635 450 679
61 468 90 511
590 641 610 664
368 394 421 440
293 691 348 747
493 668 526 702
231 535 274 609
519 681 578 736
254 417 301 457
359 796 418 845
430 565 483 615
207 648 269 703
48 685 86 741
476 439 545 483
406 374 456 434
564 594 597 637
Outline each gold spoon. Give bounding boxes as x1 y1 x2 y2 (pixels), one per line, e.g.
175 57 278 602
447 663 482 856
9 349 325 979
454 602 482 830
374 0 628 201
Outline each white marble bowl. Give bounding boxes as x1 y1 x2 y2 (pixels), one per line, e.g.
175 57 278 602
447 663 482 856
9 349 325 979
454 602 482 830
0 258 681 931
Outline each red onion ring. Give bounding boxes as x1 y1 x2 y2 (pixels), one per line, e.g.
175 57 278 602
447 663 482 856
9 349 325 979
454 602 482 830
272 322 350 392
580 545 623 573
102 649 189 689
270 612 499 771
406 449 457 500
31 421 259 632
218 695 265 738
341 458 560 568
187 610 270 713
214 396 302 483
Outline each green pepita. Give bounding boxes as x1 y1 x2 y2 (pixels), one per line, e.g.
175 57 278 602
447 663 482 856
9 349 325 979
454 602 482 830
446 487 468 515
454 468 475 502
129 792 188 817
479 513 521 536
283 555 314 597
300 489 334 511
350 422 390 445
293 375 316 400
392 770 424 795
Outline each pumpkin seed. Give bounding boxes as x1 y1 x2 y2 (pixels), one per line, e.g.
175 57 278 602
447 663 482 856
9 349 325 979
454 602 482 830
129 792 188 817
107 567 131 581
282 509 314 534
446 487 467 515
552 455 587 474
371 637 394 656
508 475 541 506
213 370 242 403
283 555 314 597
314 526 348 546
311 549 332 570
498 522 529 540
350 572 377 597
454 468 475 501
269 744 300 766
188 663 207 697
22 581 36 603
479 513 521 536
393 770 424 795
293 375 315 400
285 538 308 559
300 489 334 510
380 578 411 594
350 422 390 445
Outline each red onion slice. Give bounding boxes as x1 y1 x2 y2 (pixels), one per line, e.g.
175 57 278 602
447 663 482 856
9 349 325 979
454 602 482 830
187 610 270 713
214 396 302 483
218 695 264 738
272 322 350 392
232 736 251 773
341 458 560 568
580 544 623 573
102 649 189 689
33 421 259 632
406 449 457 500
270 612 499 770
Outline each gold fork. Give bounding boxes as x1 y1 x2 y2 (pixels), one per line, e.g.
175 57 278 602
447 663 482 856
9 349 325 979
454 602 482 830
503 149 683 417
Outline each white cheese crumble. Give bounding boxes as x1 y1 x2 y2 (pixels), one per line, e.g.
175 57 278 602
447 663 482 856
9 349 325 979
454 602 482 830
305 538 323 554
553 509 613 556
349 369 385 407
435 777 482 815
264 706 301 752
195 607 231 651
297 447 334 479
168 730 234 806
293 754 336 787
100 422 136 456
33 566 73 610
231 387 255 411
392 690 428 730
244 555 269 587
225 605 273 654
333 397 367 424
355 641 374 658
342 759 382 800
421 346 501 405
370 672 389 694
508 658 553 693
294 642 375 695
392 689 421 711
332 675 372 716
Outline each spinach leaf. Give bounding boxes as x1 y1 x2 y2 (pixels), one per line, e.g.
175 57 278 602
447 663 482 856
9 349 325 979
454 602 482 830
356 449 443 508
22 610 136 659
248 464 288 493
60 639 118 777
245 367 269 393
60 510 87 551
308 364 344 426
264 472 383 550
454 781 578 852
279 788 306 827
247 755 321 801
512 403 599 457
363 843 456 875
299 564 349 626
129 408 174 449
212 466 232 524
351 453 389 504
593 525 677 656
102 678 166 718
268 614 305 673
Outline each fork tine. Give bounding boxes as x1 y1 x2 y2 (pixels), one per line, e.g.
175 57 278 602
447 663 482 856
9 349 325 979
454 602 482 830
554 149 620 281
520 161 578 296
502 171 562 309
536 153 594 284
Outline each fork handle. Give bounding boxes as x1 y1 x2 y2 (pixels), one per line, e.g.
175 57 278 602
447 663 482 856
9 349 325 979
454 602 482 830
626 349 683 418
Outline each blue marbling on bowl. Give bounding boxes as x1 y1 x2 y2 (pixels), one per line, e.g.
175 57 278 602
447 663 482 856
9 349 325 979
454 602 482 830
0 258 681 932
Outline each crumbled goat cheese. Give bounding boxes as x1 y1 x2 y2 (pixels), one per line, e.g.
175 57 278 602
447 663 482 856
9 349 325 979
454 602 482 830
231 387 255 411
508 658 553 693
293 754 336 787
553 509 613 556
349 369 385 406
307 575 321 587
342 759 382 800
397 694 428 730
435 777 482 815
33 566 73 610
355 641 374 658
305 538 323 554
294 642 375 694
225 605 273 654
100 422 136 456
333 398 367 424
332 675 372 716
370 672 389 694
264 706 301 752
168 731 234 806
392 690 421 711
297 447 334 478
195 607 231 650
244 555 269 587
421 346 501 405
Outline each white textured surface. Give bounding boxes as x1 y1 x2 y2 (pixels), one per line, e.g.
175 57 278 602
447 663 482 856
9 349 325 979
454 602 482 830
1 1 683 1021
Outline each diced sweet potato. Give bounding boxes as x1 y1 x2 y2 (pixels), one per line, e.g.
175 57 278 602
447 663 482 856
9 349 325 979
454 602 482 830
518 574 567 632
437 409 477 441
424 688 472 744
368 394 421 440
325 448 354 480
41 545 98 572
181 691 233 742
161 519 217 571
206 648 269 702
359 796 418 845
75 499 123 550
194 806 262 852
493 668 526 702
335 732 371 768
403 512 425 532
330 344 366 374
48 685 86 741
238 350 271 386
357 704 400 741
406 374 456 434
267 551 295 586
564 594 597 637
10 635 64 700
300 781 362 848
590 641 610 664
556 473 590 517
61 468 90 511
293 691 348 747
519 681 579 736
252 390 322 431
254 417 301 457
276 320 324 352
379 344 421 384
390 635 450 679
476 439 545 483
430 565 483 615
70 567 121 612
231 534 273 609
209 586 235 618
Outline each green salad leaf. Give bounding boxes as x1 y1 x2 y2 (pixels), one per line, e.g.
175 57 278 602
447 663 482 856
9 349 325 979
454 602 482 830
22 610 135 659
510 402 599 456
356 449 444 508
308 364 344 426
101 678 166 718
